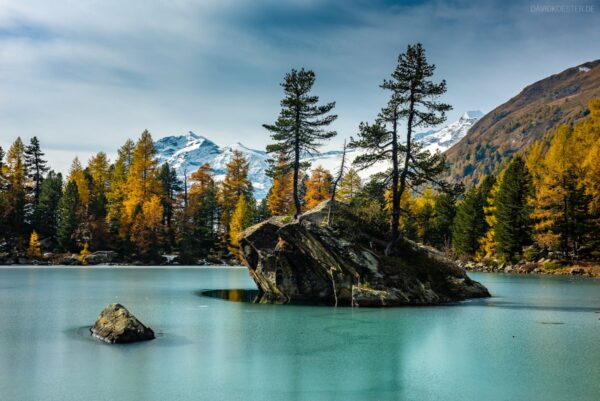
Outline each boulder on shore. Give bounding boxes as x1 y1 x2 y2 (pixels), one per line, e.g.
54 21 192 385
84 251 120 265
90 303 155 343
239 201 490 307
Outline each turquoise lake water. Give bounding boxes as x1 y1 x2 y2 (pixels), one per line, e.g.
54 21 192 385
0 267 599 401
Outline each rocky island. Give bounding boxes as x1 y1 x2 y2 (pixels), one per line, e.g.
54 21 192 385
239 202 490 306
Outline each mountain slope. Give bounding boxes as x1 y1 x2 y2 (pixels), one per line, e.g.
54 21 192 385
446 59 600 184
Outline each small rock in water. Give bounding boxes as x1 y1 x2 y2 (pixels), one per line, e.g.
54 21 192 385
90 303 155 344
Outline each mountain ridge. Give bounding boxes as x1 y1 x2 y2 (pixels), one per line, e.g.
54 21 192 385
155 110 483 199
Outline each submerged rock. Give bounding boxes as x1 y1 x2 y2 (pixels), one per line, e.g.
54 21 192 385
90 303 155 343
239 201 490 307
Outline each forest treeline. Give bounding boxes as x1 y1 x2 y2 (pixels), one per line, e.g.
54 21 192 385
1 43 599 265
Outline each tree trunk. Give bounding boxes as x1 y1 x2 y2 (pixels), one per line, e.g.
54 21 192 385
386 109 400 256
293 107 302 220
328 141 346 226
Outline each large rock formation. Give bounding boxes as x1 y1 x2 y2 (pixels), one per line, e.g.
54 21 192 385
239 202 490 307
90 304 155 343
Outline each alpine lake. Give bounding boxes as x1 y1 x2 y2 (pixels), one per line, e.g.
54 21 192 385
0 266 599 401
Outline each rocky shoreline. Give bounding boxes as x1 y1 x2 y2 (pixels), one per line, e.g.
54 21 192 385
459 259 600 278
0 250 236 267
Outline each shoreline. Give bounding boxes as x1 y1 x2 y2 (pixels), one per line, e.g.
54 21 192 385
0 264 247 269
461 260 600 278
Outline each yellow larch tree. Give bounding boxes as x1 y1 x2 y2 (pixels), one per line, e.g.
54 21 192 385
219 150 253 234
266 154 294 216
131 195 164 260
228 194 254 257
26 230 42 259
189 163 214 201
68 157 90 207
106 139 135 240
123 130 160 221
303 165 333 210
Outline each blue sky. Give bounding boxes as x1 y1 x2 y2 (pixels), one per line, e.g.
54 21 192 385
0 0 599 172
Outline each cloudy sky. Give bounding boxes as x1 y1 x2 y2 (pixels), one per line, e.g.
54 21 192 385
0 0 598 172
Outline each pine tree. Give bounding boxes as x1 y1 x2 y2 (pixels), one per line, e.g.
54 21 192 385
178 165 219 263
304 165 333 210
88 152 110 218
32 171 63 240
158 163 182 248
349 44 452 254
57 181 80 252
191 181 219 257
452 176 494 257
432 191 457 250
494 157 533 262
338 168 362 203
0 146 5 175
255 198 270 223
24 136 49 202
26 230 42 259
264 68 337 218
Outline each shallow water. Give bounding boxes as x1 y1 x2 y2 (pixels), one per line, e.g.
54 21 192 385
0 266 599 401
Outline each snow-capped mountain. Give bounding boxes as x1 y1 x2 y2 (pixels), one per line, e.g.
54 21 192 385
155 111 483 200
414 110 483 153
155 132 272 199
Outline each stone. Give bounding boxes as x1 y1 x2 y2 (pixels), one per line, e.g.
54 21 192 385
238 201 490 307
84 251 120 265
90 303 155 344
570 267 585 275
60 254 81 265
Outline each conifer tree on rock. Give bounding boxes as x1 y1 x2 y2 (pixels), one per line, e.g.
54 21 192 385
263 68 337 219
349 44 452 255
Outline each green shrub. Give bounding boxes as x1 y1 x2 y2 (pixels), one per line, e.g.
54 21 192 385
543 261 562 271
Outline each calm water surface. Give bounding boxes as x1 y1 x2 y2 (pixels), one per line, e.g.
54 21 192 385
0 266 599 401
